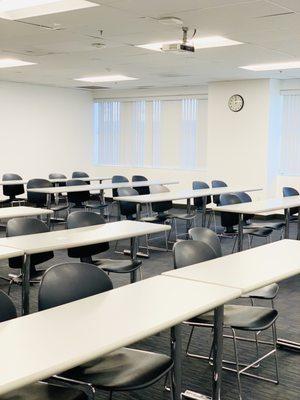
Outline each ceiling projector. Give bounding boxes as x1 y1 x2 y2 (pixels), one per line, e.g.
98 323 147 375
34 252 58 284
161 27 195 53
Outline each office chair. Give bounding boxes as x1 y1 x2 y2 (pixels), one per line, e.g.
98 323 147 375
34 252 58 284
173 240 279 400
211 180 227 205
132 175 150 195
72 171 90 183
67 211 142 283
192 181 212 226
38 262 174 399
283 187 300 222
0 290 90 400
66 180 107 213
2 218 54 294
2 173 26 206
49 173 67 186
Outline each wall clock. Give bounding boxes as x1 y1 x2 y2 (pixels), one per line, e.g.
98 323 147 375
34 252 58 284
228 94 244 112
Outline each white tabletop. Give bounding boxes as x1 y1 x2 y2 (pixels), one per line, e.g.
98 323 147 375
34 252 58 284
215 196 300 214
48 176 111 183
0 275 240 396
114 186 262 204
0 220 170 254
0 206 53 219
0 246 24 260
164 240 300 293
27 179 179 195
0 180 27 186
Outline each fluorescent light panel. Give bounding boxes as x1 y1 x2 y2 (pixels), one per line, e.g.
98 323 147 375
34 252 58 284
75 75 138 83
0 0 98 20
137 36 242 51
240 61 300 71
0 58 36 68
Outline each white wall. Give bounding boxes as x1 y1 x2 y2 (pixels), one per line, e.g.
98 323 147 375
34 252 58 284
0 81 93 180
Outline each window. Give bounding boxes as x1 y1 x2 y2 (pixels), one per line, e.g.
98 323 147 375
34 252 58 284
94 97 207 169
280 94 300 175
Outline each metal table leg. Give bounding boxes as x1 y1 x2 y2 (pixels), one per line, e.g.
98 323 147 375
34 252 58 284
237 213 244 252
130 236 140 283
202 197 207 228
171 325 182 400
284 208 290 239
21 254 31 315
297 210 300 241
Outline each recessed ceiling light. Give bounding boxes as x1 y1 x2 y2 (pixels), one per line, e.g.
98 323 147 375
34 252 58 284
74 75 138 83
137 36 242 52
240 61 300 71
0 58 36 68
0 0 98 20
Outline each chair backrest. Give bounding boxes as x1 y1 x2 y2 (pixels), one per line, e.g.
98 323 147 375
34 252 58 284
132 175 150 195
7 218 53 270
66 179 90 204
49 173 67 187
112 175 129 197
2 173 24 198
0 290 17 323
149 185 173 214
283 187 300 216
27 178 51 207
235 191 253 221
38 262 113 311
219 193 241 229
117 187 139 219
212 180 227 205
189 227 222 257
67 211 109 258
193 181 211 208
173 240 218 269
72 171 90 185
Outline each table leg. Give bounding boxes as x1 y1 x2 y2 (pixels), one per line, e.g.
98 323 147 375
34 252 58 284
171 325 182 400
46 193 51 226
130 237 140 283
202 197 207 228
297 210 300 241
237 213 244 252
284 208 290 239
212 306 224 400
21 254 31 315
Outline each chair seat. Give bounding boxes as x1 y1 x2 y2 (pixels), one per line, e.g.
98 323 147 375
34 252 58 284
0 382 86 400
51 204 69 212
172 212 197 221
246 222 285 230
95 258 142 273
242 283 279 300
244 227 273 237
190 305 278 331
62 347 173 391
85 200 108 209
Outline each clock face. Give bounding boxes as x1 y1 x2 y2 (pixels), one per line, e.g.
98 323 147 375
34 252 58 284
228 94 244 112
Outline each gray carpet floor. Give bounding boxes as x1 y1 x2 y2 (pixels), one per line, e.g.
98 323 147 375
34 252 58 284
0 211 299 400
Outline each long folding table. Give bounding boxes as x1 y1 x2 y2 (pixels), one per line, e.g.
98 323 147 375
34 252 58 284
215 196 300 252
164 240 300 352
0 177 111 185
0 206 53 220
114 186 262 227
0 275 240 400
0 220 170 315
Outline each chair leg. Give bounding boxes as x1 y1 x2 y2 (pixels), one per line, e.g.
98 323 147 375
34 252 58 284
185 326 195 354
7 279 14 295
108 391 113 400
272 324 280 384
232 235 237 253
232 328 243 400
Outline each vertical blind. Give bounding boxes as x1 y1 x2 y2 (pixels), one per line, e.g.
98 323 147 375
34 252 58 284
280 94 300 175
94 97 207 169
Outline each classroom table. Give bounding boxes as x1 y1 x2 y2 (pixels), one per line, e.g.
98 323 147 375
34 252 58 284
27 179 179 210
0 206 53 220
163 240 300 352
0 275 241 400
0 177 111 185
0 220 170 315
114 186 262 227
215 196 300 252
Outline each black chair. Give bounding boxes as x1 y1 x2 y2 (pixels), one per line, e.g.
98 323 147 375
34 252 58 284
27 179 69 220
3 218 54 293
219 193 273 251
66 180 106 213
67 211 141 283
188 227 279 306
112 175 129 198
192 181 212 227
2 173 26 205
283 186 300 220
0 290 89 400
188 227 222 257
212 180 227 205
173 241 279 399
38 262 174 399
49 173 67 187
72 171 90 184
235 191 285 234
132 175 150 195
